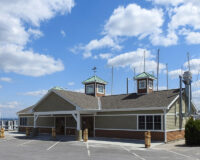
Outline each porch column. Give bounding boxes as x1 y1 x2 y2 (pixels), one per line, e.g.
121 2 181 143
76 112 82 141
33 114 39 136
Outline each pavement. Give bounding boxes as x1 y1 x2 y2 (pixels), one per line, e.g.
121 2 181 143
0 131 199 160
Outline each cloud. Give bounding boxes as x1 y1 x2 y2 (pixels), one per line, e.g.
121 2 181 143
0 45 64 77
169 69 183 79
73 36 121 58
104 4 163 38
67 82 75 86
184 59 200 75
60 30 66 37
0 0 75 76
23 90 48 97
151 0 184 6
107 48 165 74
99 53 113 59
0 101 20 109
73 88 84 93
0 77 12 82
192 90 200 110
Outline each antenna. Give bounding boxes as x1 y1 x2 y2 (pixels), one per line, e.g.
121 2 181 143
157 49 160 91
187 52 191 71
111 66 113 95
126 78 129 94
144 51 145 72
166 63 168 90
92 66 97 76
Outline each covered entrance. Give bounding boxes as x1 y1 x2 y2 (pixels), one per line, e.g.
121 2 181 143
56 117 65 135
82 116 94 137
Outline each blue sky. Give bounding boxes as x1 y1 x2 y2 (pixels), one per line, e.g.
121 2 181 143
0 0 200 118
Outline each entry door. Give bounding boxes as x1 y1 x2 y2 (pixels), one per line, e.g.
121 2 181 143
82 117 94 137
56 117 65 135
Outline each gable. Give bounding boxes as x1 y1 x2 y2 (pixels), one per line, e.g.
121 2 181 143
34 92 76 112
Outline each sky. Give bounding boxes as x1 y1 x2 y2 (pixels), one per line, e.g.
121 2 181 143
0 0 200 118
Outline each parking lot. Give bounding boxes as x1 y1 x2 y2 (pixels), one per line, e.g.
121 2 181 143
0 132 199 160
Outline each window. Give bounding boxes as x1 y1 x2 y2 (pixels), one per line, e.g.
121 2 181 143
86 84 94 94
149 80 153 89
154 115 161 130
139 116 145 130
20 117 27 126
138 115 161 130
97 84 104 93
146 116 153 130
139 80 146 89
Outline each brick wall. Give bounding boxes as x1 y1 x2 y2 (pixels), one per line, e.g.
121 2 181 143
167 130 185 142
95 130 164 141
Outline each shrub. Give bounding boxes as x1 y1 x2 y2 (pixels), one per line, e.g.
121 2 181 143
185 118 200 145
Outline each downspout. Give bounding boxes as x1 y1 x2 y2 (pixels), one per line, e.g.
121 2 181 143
164 109 167 143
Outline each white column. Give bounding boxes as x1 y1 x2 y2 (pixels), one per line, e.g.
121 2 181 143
77 112 80 130
164 109 167 143
34 115 38 128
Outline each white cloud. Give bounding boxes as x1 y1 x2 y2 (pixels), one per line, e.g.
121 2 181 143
169 69 183 79
107 48 165 74
184 59 200 75
60 30 66 37
0 0 74 76
192 80 200 88
73 88 84 93
104 4 163 38
82 36 121 58
154 86 167 91
99 53 113 59
23 90 48 97
151 0 184 6
0 101 19 109
185 32 200 44
68 82 75 86
0 45 64 77
0 77 12 82
0 85 2 89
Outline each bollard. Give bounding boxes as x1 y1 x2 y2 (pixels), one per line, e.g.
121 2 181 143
52 128 56 138
0 128 5 138
145 131 151 148
76 130 82 141
26 127 30 136
83 128 88 142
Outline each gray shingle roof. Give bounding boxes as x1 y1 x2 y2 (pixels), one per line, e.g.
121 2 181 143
17 106 34 114
53 89 99 109
18 89 180 114
101 89 180 109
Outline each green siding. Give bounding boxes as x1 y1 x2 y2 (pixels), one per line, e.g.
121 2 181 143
34 92 75 112
95 116 137 129
37 117 54 127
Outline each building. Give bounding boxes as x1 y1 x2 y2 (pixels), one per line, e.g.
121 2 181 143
17 72 198 142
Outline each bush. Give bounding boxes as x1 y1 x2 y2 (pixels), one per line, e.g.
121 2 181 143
185 118 200 145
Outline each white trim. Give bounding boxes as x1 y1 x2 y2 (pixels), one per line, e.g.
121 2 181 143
166 128 185 132
95 113 164 117
35 111 77 116
164 109 167 143
95 128 164 132
167 95 179 109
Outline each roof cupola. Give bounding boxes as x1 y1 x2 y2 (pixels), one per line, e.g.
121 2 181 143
82 75 107 97
134 72 156 94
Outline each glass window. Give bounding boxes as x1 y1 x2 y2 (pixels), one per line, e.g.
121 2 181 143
139 116 145 130
86 84 94 94
146 116 153 130
97 84 104 93
20 117 27 126
154 115 161 130
149 81 153 89
139 80 146 89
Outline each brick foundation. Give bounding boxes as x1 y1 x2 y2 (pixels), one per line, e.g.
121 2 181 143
167 130 185 142
95 130 164 141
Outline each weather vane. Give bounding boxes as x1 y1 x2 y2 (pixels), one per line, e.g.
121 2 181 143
92 66 97 75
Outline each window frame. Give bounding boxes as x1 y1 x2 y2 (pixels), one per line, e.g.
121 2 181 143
139 80 146 89
149 80 153 89
97 84 104 94
85 84 94 94
138 115 162 131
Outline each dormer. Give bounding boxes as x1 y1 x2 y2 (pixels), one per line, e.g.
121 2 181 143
82 75 107 97
134 72 156 94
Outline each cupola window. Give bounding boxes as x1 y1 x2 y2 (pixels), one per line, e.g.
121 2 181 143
97 84 104 93
86 84 94 94
139 80 146 89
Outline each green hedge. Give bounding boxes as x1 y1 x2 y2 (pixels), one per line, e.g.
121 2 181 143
185 118 200 145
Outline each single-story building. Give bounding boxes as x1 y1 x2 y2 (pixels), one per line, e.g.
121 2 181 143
17 72 198 142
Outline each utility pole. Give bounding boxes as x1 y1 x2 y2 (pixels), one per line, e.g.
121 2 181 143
187 52 191 71
111 66 113 95
157 49 160 91
144 51 146 72
166 63 168 90
126 78 128 94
